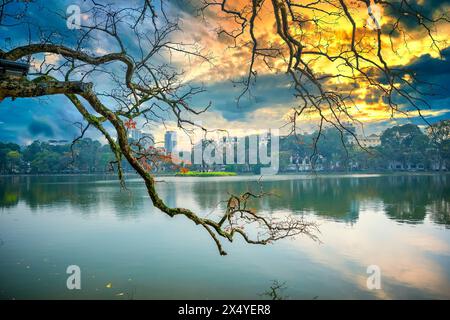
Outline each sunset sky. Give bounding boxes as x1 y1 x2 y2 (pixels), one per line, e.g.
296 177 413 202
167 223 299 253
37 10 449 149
0 0 449 148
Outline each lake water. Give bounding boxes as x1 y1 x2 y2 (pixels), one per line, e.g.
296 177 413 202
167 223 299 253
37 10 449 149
0 173 449 299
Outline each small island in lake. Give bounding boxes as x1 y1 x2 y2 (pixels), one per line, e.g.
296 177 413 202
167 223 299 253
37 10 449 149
175 171 237 177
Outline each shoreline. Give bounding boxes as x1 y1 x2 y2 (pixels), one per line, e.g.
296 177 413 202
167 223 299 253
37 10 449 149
0 170 448 178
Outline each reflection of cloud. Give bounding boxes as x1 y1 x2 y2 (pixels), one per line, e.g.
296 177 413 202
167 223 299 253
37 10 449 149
408 234 450 254
288 203 450 299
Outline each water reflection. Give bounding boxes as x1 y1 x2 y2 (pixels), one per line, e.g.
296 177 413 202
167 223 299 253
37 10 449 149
0 174 449 299
1 174 449 226
186 174 450 226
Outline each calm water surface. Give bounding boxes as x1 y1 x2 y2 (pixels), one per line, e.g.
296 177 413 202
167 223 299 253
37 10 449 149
0 173 449 299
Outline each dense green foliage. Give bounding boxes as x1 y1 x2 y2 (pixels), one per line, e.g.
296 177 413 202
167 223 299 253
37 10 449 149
1 122 450 174
0 138 115 174
277 122 449 172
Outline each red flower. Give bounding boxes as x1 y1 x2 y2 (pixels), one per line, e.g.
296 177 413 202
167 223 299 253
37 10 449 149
125 119 136 129
180 167 189 174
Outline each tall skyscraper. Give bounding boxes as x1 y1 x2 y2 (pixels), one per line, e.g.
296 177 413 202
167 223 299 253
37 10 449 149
164 131 177 154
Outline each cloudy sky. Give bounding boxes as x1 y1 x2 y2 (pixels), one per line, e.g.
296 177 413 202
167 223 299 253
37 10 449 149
0 0 449 148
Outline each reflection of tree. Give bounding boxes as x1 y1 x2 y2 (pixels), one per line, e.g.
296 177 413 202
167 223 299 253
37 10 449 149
161 183 178 208
191 180 236 212
191 178 364 222
267 178 364 222
0 176 97 209
107 184 146 220
427 202 450 228
377 175 450 224
0 176 21 208
0 176 145 219
191 175 450 226
260 280 288 300
2 175 450 227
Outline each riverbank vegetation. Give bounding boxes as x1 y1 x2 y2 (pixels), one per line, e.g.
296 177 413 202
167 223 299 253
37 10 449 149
1 122 449 175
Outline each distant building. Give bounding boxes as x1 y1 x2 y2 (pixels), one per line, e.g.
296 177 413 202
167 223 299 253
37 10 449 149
298 156 312 171
343 122 357 143
357 134 381 148
388 161 425 171
177 151 191 165
0 58 29 79
164 131 177 154
156 146 165 153
127 129 154 149
48 139 69 146
141 132 154 149
128 129 143 141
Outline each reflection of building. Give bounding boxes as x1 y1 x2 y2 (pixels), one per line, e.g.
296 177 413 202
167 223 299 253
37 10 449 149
164 131 177 154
